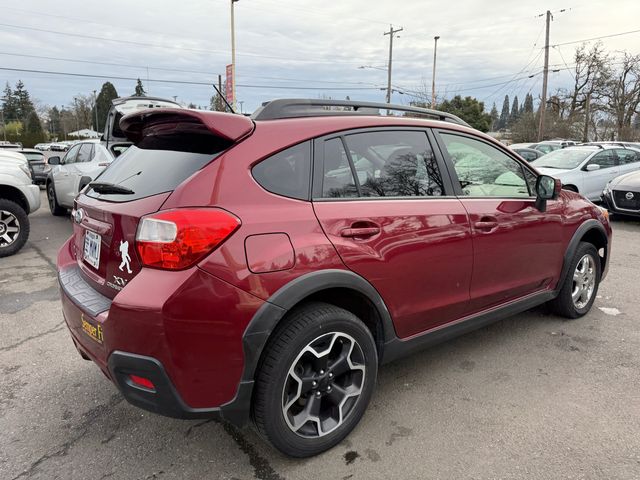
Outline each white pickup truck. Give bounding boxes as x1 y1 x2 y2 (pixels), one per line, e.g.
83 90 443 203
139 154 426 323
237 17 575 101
0 151 41 257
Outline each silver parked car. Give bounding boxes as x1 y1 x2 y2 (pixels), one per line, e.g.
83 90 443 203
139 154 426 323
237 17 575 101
46 141 115 215
532 145 640 201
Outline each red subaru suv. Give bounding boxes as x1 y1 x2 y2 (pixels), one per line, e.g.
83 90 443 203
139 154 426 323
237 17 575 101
57 99 611 457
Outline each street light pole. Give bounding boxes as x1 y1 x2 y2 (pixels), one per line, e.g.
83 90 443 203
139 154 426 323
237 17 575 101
431 36 440 109
384 25 403 104
230 0 239 112
93 90 99 135
0 96 7 141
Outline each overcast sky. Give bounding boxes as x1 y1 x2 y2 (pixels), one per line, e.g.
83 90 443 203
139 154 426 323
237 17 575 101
1 0 640 114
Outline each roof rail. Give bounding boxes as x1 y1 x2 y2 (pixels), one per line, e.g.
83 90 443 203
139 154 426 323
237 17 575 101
251 98 470 127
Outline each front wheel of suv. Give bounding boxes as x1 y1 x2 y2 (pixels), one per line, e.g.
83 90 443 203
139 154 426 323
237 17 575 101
0 199 29 257
549 242 601 318
252 302 378 457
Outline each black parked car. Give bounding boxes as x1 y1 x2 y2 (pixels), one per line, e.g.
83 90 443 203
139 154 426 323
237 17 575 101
511 147 545 162
602 170 640 217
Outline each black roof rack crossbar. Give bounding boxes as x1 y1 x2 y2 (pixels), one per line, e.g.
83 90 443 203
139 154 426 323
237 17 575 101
251 98 470 127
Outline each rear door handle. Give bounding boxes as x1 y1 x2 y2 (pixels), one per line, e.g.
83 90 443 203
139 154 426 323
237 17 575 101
340 227 380 238
474 217 498 232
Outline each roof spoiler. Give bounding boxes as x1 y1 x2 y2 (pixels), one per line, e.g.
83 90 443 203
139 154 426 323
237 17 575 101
120 109 255 145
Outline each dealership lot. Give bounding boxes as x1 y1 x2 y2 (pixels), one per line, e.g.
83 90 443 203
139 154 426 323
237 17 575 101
1 191 639 480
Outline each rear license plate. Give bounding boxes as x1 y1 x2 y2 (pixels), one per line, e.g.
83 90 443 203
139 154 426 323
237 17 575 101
83 230 101 269
81 313 103 344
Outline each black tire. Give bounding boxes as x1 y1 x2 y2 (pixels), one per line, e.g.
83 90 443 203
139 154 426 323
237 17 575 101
549 242 601 318
562 184 579 193
47 181 66 216
0 199 29 257
252 302 378 457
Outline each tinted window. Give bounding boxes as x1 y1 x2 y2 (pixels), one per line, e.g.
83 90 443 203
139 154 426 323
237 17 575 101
86 146 218 202
441 133 530 197
616 149 639 165
589 151 615 168
342 131 444 197
252 142 311 200
76 143 94 163
515 149 537 161
21 152 44 162
322 138 358 198
62 144 81 165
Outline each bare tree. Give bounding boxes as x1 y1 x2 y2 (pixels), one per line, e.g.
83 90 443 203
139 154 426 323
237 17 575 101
602 52 640 139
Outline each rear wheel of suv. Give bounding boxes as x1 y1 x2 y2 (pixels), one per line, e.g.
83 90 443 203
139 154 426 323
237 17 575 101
549 242 601 318
0 199 29 257
252 302 378 457
47 181 66 216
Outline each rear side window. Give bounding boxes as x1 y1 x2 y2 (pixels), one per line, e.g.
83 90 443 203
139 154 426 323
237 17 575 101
86 146 219 202
77 143 94 163
252 142 311 200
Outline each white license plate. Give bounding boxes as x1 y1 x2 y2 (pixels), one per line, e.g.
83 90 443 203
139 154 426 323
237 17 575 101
83 230 101 269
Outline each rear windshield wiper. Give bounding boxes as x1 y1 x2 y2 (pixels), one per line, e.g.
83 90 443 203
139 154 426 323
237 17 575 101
88 182 135 195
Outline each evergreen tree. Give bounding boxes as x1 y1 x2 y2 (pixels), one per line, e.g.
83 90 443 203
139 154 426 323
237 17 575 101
437 95 493 132
2 82 18 122
498 95 510 130
489 103 499 131
13 80 35 122
523 93 534 114
133 79 146 97
93 82 119 132
509 95 519 126
25 110 43 135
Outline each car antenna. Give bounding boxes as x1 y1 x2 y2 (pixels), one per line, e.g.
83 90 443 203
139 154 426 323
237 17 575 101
212 84 235 114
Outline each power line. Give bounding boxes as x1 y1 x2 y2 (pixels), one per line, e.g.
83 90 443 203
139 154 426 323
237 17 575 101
0 22 373 66
0 51 381 87
552 28 640 47
0 66 384 91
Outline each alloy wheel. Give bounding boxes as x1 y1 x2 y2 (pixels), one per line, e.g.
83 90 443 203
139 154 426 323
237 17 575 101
282 332 366 438
572 253 596 309
0 210 21 247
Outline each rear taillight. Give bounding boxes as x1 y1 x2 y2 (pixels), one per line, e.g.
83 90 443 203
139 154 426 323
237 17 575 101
135 208 240 270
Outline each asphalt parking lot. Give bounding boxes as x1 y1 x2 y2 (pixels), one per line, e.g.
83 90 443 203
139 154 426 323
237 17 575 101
1 191 639 480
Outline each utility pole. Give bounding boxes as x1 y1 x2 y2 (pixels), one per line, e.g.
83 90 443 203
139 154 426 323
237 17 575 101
230 0 239 111
582 92 591 142
384 25 403 104
537 10 552 141
431 36 440 109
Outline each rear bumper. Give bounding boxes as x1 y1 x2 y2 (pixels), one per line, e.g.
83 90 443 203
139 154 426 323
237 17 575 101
57 237 263 426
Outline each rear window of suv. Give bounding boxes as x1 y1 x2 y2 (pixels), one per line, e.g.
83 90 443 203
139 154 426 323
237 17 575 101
86 146 219 202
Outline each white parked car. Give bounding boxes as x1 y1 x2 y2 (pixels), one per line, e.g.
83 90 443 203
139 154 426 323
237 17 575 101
0 152 41 256
46 141 115 215
532 145 640 201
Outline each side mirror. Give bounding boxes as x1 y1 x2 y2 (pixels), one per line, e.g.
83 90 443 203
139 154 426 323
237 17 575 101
48 156 60 165
535 175 561 212
585 163 600 171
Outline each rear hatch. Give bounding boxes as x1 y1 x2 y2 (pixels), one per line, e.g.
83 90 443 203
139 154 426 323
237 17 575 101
73 108 254 299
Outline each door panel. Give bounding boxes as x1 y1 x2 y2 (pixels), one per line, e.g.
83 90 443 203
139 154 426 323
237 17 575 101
459 198 564 312
436 131 564 313
312 129 473 338
582 150 618 200
314 200 473 338
54 144 81 207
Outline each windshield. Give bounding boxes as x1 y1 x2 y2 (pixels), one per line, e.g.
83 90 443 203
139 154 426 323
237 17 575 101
532 148 595 169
